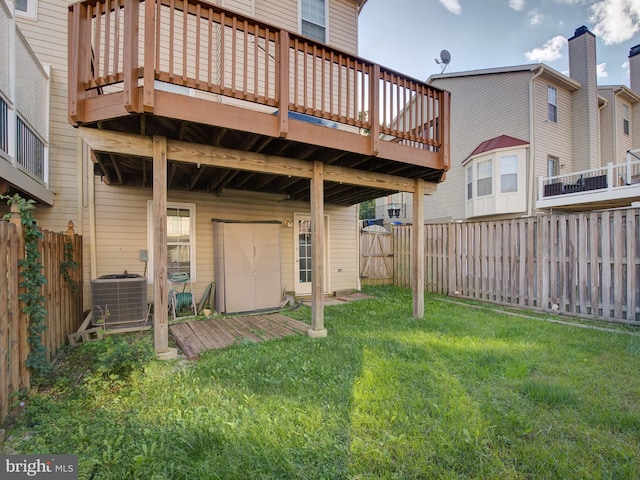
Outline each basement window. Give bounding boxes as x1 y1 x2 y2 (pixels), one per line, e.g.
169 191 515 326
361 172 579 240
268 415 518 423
147 201 196 282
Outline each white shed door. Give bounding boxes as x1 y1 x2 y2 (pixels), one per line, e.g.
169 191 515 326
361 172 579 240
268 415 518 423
223 223 281 313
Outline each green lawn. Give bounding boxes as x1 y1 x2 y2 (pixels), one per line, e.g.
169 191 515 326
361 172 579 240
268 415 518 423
3 286 640 479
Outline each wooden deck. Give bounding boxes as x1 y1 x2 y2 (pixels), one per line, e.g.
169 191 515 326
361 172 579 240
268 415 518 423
169 313 310 360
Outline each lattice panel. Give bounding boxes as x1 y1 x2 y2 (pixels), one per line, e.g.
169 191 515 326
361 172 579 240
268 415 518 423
15 32 47 138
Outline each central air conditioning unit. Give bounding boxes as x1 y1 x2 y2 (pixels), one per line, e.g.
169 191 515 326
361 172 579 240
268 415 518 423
91 273 147 327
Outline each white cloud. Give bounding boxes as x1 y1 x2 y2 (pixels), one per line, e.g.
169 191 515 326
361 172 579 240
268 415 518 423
439 0 462 14
510 0 526 10
590 0 640 45
597 62 608 79
525 35 568 62
529 9 543 25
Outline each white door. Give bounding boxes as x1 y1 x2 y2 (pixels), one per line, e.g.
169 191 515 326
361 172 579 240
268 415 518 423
294 214 329 295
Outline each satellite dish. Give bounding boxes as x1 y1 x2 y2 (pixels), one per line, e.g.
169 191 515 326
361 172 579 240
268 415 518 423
435 49 452 73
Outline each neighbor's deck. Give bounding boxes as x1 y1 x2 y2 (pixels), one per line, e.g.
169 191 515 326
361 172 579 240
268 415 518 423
170 313 310 360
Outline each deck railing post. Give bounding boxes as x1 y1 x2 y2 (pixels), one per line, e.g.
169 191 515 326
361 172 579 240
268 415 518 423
369 64 380 156
538 176 544 199
607 162 613 191
143 0 156 112
123 0 140 112
441 90 451 171
68 2 91 123
278 29 290 138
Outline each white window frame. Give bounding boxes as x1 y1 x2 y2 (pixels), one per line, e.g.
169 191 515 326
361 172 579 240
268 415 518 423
547 155 559 178
623 103 630 136
500 155 518 193
476 159 493 197
146 201 196 283
466 165 473 201
14 0 37 20
548 86 558 123
299 0 327 43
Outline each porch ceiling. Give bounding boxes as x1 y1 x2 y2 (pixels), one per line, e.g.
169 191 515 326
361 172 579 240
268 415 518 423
88 115 441 206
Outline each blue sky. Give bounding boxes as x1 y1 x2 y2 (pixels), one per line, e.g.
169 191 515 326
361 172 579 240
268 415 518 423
358 0 640 87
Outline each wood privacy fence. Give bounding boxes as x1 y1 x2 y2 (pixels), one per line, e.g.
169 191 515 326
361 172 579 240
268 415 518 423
390 208 640 323
1 219 83 424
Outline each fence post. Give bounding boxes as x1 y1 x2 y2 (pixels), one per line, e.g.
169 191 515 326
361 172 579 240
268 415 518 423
9 203 30 391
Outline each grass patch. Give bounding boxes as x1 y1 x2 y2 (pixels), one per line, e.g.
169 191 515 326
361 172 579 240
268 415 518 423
3 286 640 479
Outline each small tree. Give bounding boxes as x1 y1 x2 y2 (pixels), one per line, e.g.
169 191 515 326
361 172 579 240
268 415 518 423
359 199 376 220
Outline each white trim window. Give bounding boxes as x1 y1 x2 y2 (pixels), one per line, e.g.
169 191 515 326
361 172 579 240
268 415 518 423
15 0 37 19
300 0 326 43
623 103 630 136
547 155 559 178
500 155 518 193
476 159 492 197
466 165 473 201
548 86 558 123
147 201 196 282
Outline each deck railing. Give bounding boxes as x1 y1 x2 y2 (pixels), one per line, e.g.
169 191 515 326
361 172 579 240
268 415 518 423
68 0 450 164
0 0 49 184
538 157 640 201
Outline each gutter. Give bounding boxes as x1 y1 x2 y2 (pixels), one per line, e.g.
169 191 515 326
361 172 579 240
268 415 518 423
528 66 544 217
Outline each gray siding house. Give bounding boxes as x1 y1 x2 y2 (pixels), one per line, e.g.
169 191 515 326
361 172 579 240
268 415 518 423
376 26 640 224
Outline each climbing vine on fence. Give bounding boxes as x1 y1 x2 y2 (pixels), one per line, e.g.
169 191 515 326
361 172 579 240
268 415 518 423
60 239 78 294
2 194 51 379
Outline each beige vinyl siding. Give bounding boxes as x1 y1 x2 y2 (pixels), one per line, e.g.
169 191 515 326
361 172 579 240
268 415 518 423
633 101 640 150
426 71 531 221
328 0 358 55
255 0 297 32
598 88 615 165
616 98 633 163
91 182 358 308
16 0 80 232
532 77 573 182
224 0 254 16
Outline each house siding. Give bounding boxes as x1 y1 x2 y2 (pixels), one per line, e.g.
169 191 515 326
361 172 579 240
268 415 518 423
426 71 531 221
13 0 363 311
532 77 574 181
616 97 633 163
91 183 358 306
599 88 615 166
16 0 79 233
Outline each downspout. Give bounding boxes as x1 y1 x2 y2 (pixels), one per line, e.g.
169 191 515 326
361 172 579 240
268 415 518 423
600 93 610 165
528 66 544 217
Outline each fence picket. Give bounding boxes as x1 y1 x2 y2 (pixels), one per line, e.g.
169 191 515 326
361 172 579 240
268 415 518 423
370 208 639 325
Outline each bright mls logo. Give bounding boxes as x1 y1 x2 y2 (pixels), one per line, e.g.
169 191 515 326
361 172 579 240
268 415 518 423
1 455 78 479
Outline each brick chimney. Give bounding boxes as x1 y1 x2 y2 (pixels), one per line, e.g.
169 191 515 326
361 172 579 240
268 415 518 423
568 26 599 170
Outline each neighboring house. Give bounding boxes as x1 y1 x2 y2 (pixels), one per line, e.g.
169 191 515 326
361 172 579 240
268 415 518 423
0 0 52 205
376 25 640 225
5 0 450 346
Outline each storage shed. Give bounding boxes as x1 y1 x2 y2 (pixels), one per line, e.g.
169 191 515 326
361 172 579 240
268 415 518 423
213 220 282 313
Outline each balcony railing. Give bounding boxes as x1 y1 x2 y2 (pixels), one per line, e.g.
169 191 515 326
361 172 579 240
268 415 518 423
537 156 640 209
0 0 50 189
68 0 450 169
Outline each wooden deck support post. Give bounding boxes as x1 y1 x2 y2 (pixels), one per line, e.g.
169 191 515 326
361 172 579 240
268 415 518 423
412 178 425 318
152 135 176 359
308 160 327 338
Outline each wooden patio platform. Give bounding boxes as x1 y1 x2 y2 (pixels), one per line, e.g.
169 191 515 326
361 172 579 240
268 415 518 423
169 313 310 360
